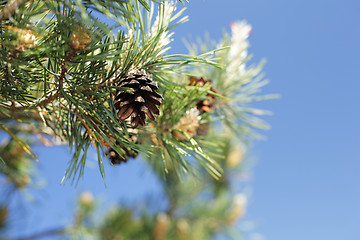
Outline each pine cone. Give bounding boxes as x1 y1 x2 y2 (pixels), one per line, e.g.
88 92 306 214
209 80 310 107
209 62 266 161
105 146 138 165
114 70 163 128
189 77 216 113
104 127 138 165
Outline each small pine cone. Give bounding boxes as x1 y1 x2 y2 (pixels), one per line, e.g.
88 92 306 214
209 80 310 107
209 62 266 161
70 28 91 51
105 146 138 165
173 108 201 140
189 76 208 87
5 26 37 52
196 98 216 113
189 76 216 113
114 70 163 128
103 127 138 165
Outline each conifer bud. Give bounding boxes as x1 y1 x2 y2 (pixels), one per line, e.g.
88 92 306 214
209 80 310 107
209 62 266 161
227 194 247 223
70 28 91 51
6 26 37 52
173 108 201 140
176 218 190 240
154 213 170 240
226 143 246 168
79 191 94 208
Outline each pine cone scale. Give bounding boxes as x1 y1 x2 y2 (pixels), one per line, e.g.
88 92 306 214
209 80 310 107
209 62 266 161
140 85 152 91
141 105 155 120
131 117 139 128
114 98 131 108
147 105 159 115
118 106 134 121
147 81 158 89
144 94 162 105
134 95 145 103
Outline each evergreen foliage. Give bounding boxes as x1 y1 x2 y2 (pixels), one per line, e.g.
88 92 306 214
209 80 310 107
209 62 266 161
0 0 275 239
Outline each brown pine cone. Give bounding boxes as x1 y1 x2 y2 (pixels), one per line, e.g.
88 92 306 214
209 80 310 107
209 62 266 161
114 70 163 128
189 76 216 113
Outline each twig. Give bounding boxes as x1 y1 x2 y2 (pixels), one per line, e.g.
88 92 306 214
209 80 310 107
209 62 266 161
0 111 42 121
2 50 77 112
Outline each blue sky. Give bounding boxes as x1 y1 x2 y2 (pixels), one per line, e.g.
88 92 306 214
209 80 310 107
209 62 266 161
5 1 360 240
193 0 360 239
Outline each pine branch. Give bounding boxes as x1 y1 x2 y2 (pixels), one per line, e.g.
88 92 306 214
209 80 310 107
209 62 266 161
0 0 274 184
2 48 77 111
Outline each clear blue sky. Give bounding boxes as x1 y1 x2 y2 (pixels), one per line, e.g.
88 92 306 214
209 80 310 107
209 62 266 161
8 1 360 240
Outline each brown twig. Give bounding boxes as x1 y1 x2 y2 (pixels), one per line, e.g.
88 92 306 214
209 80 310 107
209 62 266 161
2 50 77 112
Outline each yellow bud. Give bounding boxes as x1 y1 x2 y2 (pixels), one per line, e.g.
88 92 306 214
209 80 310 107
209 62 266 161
176 218 190 240
5 26 37 51
70 28 91 51
173 108 201 141
227 194 247 223
226 143 246 168
79 191 94 207
154 213 170 240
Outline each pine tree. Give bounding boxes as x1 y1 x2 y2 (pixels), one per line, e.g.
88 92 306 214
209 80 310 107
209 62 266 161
0 0 276 239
